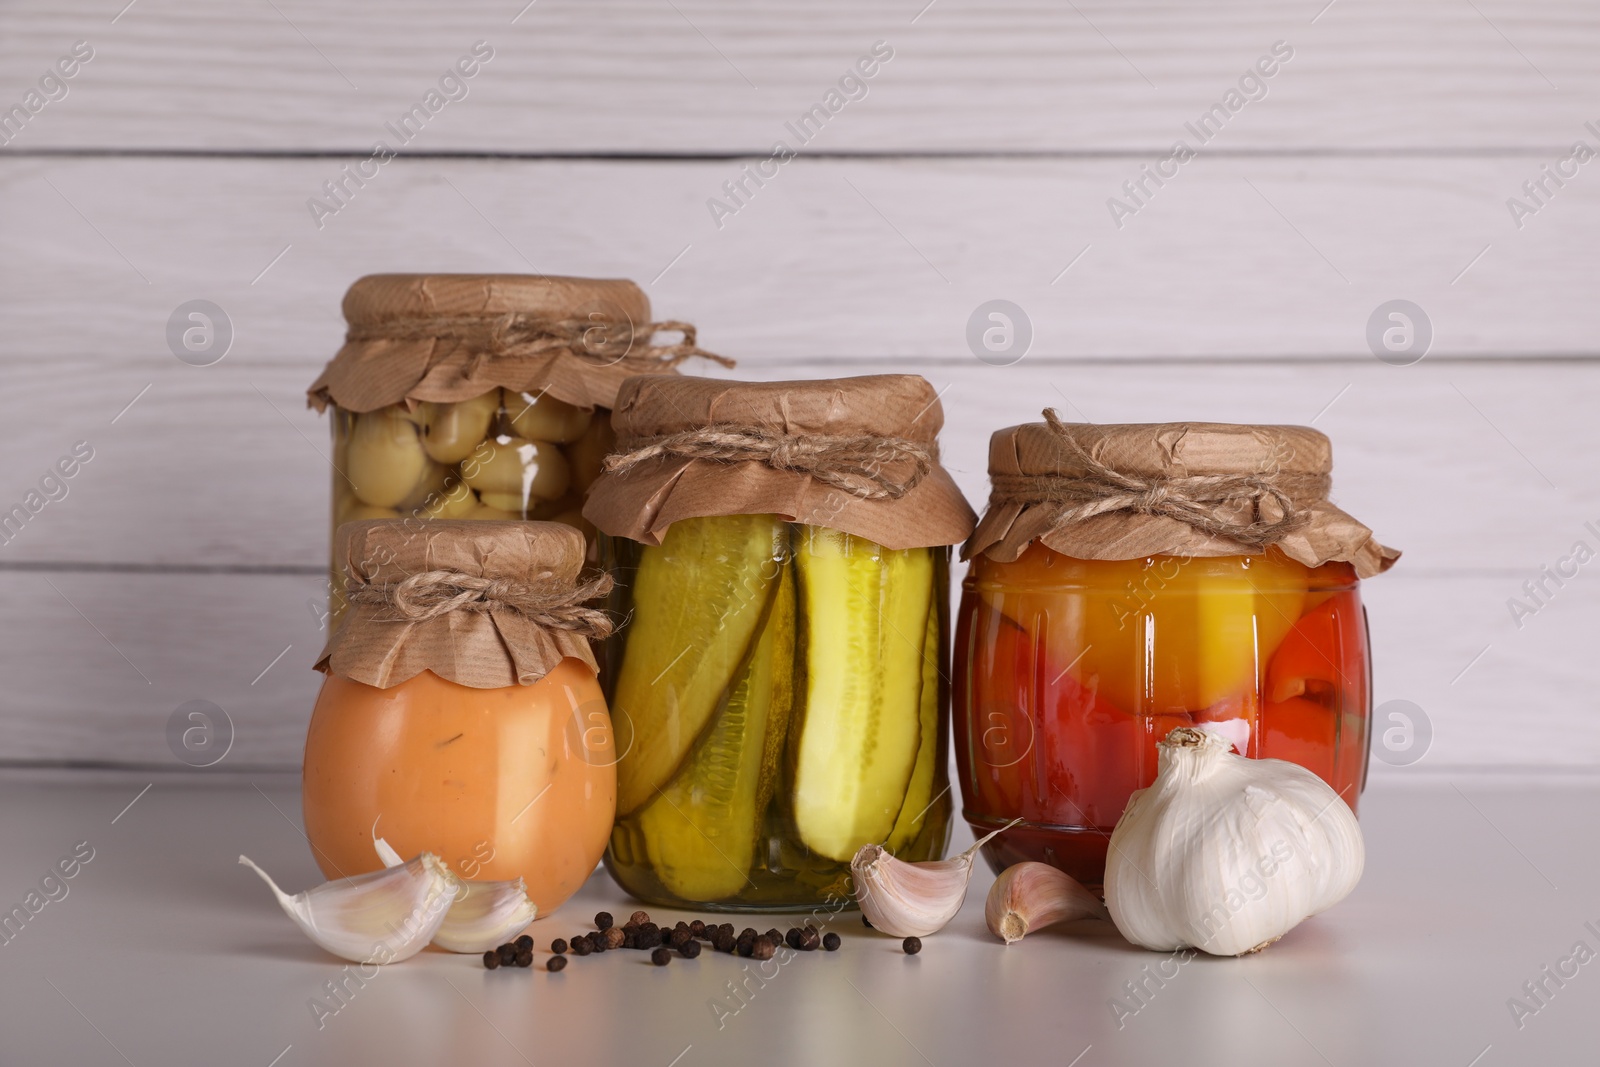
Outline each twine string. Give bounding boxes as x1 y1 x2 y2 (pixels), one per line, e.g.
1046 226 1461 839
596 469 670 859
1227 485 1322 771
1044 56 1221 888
348 568 614 637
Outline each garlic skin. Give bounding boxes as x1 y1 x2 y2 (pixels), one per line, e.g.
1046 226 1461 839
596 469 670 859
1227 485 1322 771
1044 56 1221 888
852 820 1019 938
1105 728 1364 957
985 862 1107 944
239 853 456 964
373 835 537 953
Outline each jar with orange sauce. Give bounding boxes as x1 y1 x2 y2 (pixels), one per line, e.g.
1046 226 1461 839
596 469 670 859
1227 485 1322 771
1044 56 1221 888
302 518 616 915
955 416 1399 888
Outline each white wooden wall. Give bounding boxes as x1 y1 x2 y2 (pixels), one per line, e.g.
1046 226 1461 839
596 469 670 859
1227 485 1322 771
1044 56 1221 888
0 0 1595 772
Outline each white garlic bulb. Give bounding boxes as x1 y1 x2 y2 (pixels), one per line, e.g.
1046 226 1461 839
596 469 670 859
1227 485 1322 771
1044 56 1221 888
1105 727 1364 956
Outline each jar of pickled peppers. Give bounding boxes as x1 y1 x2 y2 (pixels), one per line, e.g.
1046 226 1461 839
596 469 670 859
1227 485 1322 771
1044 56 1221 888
955 414 1399 887
584 375 978 910
303 519 617 915
305 273 727 627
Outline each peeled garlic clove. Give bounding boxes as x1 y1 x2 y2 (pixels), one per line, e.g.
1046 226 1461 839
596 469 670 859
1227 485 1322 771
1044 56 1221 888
238 853 455 964
851 819 1020 938
503 388 592 444
371 834 537 954
1105 727 1365 957
985 862 1106 945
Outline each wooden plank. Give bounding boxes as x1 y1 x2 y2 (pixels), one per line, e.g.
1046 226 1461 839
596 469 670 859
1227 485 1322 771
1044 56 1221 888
0 356 1590 573
0 566 1588 770
3 154 1597 364
1 1 1596 153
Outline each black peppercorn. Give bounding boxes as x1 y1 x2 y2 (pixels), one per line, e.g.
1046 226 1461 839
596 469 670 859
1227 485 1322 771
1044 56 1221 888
737 939 754 958
514 934 534 952
902 936 922 955
679 938 702 959
862 915 873 929
669 928 692 948
823 932 841 951
651 947 672 966
571 939 592 956
689 920 706 938
514 949 534 968
596 911 614 931
482 950 500 969
623 929 638 949
603 927 625 950
630 910 651 926
713 932 736 953
547 955 567 973
587 932 607 952
550 938 568 955
785 928 803 950
719 923 735 937
496 944 516 965
751 937 775 961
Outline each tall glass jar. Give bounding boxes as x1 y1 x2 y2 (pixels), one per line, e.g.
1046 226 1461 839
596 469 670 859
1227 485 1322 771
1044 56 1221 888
955 417 1398 888
302 519 616 916
307 273 724 628
584 375 978 910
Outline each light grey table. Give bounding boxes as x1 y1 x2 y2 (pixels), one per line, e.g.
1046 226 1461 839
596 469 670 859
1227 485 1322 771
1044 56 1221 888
0 770 1589 1066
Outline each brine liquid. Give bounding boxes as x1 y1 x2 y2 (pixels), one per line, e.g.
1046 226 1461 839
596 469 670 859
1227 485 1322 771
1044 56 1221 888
953 544 1370 888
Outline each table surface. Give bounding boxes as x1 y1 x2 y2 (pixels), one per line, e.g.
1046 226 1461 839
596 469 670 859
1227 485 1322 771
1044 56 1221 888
0 770 1592 1067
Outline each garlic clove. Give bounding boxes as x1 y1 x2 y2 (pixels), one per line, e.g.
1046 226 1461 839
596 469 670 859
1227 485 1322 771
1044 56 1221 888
371 832 537 954
238 853 456 964
851 819 1020 938
1104 726 1365 957
984 862 1107 945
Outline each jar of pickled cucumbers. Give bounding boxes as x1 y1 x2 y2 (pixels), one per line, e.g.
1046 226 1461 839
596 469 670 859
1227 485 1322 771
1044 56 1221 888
305 273 727 627
583 375 978 910
303 519 617 915
955 414 1399 888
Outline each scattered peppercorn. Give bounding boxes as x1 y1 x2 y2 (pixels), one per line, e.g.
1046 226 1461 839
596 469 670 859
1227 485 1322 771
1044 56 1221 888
571 939 593 956
514 934 534 952
902 937 922 955
679 938 702 959
496 944 516 966
547 955 567 973
737 939 755 958
596 911 614 931
751 937 775 961
862 915 873 929
719 923 735 938
800 929 821 951
630 910 651 926
588 932 609 953
713 932 736 953
764 928 783 947
669 928 692 948
550 938 568 955
823 932 841 951
651 947 672 966
482 950 500 970
689 920 706 938
785 928 803 950
623 929 638 949
603 926 625 950
514 949 534 968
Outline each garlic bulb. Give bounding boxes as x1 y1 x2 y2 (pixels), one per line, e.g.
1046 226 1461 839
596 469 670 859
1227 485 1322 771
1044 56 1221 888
239 853 456 964
1105 728 1364 956
852 819 1019 938
373 835 537 953
985 862 1106 944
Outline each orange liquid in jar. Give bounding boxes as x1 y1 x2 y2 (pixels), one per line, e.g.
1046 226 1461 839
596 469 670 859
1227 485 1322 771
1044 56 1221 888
302 661 615 915
953 543 1370 887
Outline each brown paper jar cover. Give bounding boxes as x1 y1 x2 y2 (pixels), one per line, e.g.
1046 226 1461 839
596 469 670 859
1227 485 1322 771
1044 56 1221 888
307 273 692 414
965 420 1400 578
316 519 600 689
583 374 977 550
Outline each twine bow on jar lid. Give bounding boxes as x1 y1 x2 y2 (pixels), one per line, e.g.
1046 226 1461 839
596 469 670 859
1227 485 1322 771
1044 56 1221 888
965 411 1399 577
318 519 612 689
583 375 978 551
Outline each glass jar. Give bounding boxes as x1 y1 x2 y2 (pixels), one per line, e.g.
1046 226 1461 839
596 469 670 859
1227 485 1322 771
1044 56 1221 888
600 517 951 910
308 273 723 628
304 660 614 914
303 518 616 915
583 374 978 910
955 543 1369 887
956 416 1397 888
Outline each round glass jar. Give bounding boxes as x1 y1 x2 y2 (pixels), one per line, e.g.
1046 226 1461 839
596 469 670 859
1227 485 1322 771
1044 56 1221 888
303 519 616 916
956 417 1398 888
583 374 978 910
307 273 723 628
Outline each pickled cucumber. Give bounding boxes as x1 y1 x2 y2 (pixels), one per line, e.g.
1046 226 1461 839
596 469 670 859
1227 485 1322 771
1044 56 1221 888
612 514 787 815
883 595 942 853
637 563 794 901
790 528 933 862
